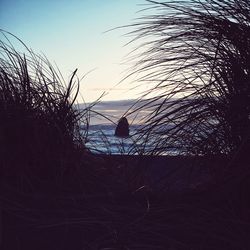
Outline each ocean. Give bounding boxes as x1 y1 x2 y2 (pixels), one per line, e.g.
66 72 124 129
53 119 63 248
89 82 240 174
79 99 152 154
84 124 140 154
79 99 179 155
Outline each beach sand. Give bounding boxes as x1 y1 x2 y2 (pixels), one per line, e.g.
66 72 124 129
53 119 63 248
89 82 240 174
1 154 238 250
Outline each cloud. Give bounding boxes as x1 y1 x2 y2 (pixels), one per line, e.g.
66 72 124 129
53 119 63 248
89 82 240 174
77 99 136 110
87 88 127 91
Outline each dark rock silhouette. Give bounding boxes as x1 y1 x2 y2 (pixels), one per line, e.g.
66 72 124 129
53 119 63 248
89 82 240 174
115 117 129 137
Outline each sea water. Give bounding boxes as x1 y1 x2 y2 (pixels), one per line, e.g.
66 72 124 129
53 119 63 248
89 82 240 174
78 100 176 155
78 100 150 154
84 124 143 154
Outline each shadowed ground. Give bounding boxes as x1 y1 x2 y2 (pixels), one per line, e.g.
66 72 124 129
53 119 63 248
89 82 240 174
2 153 250 250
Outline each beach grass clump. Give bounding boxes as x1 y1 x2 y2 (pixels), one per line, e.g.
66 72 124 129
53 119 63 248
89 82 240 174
126 0 250 157
0 30 88 182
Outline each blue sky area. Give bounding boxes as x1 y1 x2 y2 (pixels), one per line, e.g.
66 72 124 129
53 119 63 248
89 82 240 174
0 0 149 102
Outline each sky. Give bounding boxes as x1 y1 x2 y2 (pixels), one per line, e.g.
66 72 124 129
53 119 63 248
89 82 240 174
0 0 149 102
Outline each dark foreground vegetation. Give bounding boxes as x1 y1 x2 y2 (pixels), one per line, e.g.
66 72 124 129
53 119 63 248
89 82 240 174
1 0 250 249
127 0 250 157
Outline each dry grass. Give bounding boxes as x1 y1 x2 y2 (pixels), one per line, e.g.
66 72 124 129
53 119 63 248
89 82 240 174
125 0 250 157
1 1 250 247
0 30 90 184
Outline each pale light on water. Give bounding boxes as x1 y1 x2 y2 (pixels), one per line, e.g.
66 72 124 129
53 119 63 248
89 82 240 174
84 124 140 154
79 100 179 155
79 100 149 154
82 124 179 155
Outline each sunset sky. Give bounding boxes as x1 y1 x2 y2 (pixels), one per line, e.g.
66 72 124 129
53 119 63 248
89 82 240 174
0 0 149 102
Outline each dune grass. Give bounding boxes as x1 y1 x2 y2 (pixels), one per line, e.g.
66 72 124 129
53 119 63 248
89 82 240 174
125 0 250 158
1 1 250 247
0 30 91 186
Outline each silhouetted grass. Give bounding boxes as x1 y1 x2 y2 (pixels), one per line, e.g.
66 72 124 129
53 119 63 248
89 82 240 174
125 0 250 158
0 30 89 183
1 1 250 247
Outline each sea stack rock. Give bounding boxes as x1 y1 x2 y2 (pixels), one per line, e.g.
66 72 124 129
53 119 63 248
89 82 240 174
115 117 129 137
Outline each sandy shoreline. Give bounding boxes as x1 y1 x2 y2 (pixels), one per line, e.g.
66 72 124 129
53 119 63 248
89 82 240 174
0 154 240 250
95 154 228 193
